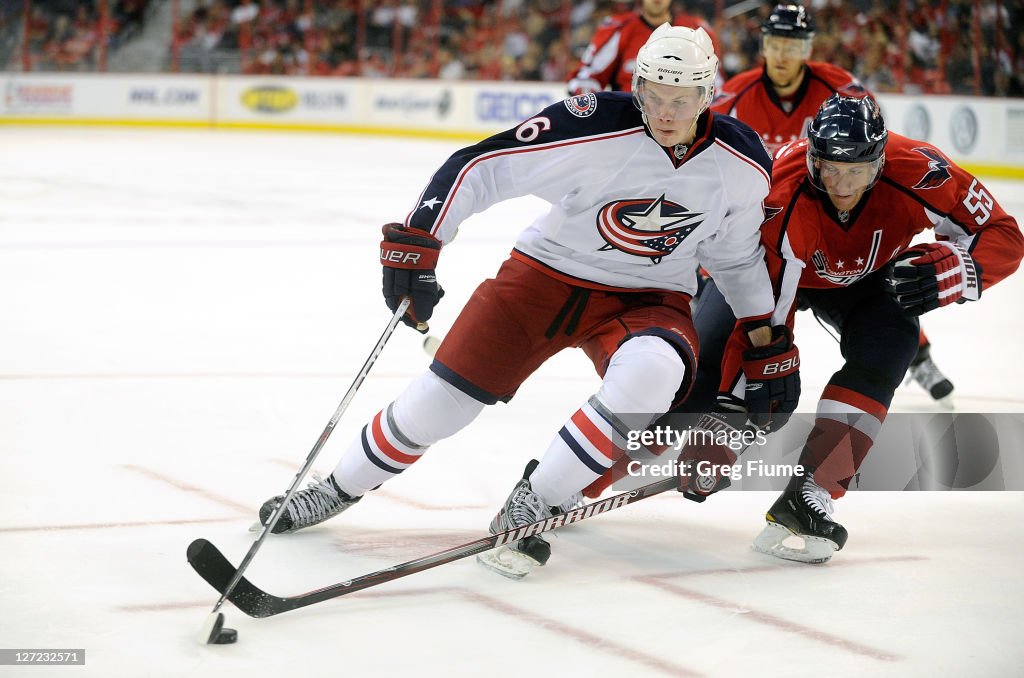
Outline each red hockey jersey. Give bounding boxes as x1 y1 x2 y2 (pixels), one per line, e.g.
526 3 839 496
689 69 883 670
719 132 1024 398
711 62 865 156
568 12 718 95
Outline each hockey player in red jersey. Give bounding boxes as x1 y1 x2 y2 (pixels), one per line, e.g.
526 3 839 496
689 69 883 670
568 0 718 95
710 3 955 404
257 25 800 579
710 95 1022 563
711 4 864 157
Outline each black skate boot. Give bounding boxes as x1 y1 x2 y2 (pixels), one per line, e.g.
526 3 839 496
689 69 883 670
907 343 954 406
258 473 361 534
477 460 555 579
752 472 848 564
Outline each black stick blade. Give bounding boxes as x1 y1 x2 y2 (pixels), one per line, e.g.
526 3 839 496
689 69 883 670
187 538 289 618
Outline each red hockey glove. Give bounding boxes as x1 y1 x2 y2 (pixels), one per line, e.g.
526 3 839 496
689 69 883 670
380 223 444 332
677 408 748 502
741 326 800 432
884 241 981 316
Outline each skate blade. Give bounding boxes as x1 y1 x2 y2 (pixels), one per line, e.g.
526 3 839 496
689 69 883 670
476 547 538 580
248 521 263 533
937 395 955 410
751 522 838 564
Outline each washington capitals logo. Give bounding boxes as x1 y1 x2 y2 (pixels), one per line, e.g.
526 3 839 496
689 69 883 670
911 147 952 190
811 229 884 285
596 195 704 263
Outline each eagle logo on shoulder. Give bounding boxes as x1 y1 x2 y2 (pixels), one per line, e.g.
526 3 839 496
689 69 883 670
763 205 783 223
596 195 704 264
911 147 952 190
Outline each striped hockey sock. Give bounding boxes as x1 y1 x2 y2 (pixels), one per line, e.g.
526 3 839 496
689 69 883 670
530 400 622 507
333 404 428 497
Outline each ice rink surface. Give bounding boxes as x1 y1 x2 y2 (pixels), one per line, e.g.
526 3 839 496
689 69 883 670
1 127 1023 677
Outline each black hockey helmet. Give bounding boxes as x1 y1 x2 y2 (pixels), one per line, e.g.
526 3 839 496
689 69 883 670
762 4 816 40
806 94 888 191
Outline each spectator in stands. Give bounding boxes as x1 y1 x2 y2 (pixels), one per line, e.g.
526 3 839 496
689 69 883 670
111 0 147 47
567 0 718 94
13 0 1016 101
859 40 900 93
437 47 466 80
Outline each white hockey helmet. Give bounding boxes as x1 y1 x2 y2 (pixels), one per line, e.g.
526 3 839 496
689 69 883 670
632 23 718 113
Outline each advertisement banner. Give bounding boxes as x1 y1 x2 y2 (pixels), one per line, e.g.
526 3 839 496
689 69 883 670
217 77 358 126
876 93 1024 168
364 80 465 130
1 74 210 121
3 79 75 115
0 74 1020 175
468 82 564 131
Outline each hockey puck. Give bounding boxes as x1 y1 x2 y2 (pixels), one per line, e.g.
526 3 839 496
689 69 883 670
213 627 238 644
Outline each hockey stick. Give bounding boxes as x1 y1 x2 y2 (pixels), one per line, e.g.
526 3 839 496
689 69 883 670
187 475 678 618
194 298 415 642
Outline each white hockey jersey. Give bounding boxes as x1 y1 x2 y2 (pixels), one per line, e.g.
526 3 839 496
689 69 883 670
404 92 776 322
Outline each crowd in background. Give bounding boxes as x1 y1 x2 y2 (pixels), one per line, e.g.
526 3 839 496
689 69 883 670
3 0 148 70
7 0 1024 97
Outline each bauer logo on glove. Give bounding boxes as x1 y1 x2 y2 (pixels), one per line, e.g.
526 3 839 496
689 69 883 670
740 326 800 432
380 223 445 332
884 241 981 316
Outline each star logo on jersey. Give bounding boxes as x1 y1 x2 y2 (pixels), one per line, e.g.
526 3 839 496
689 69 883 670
419 196 442 211
911 147 952 190
595 195 704 263
811 229 884 285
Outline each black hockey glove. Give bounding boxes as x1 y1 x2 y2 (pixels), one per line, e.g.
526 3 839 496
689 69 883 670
883 241 981 316
741 326 800 432
380 223 444 332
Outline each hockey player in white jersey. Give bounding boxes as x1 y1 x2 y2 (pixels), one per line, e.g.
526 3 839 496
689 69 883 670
257 25 801 578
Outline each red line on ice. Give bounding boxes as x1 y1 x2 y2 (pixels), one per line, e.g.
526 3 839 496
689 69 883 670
121 464 252 513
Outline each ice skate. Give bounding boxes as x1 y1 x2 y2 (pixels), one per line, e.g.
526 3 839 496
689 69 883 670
906 347 954 408
752 472 848 564
477 460 555 579
258 473 361 534
551 491 584 515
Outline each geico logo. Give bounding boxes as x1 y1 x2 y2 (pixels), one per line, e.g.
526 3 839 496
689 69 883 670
241 87 298 113
477 92 554 122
